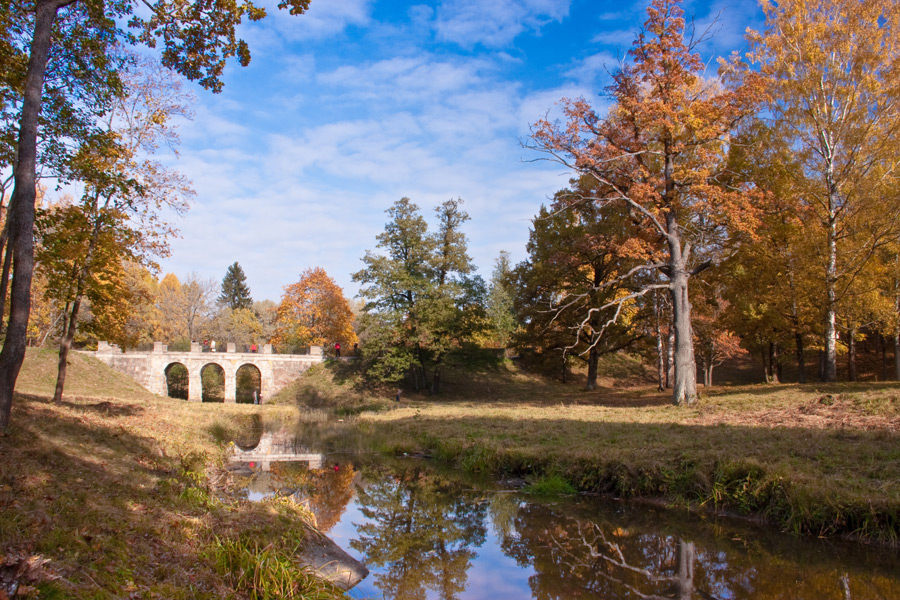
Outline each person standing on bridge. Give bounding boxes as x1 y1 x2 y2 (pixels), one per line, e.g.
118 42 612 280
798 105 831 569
335 342 341 357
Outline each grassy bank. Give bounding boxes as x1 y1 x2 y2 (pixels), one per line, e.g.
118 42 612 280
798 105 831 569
0 349 346 599
318 359 900 545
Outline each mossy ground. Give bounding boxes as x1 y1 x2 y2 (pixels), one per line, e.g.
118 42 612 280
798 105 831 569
0 349 345 599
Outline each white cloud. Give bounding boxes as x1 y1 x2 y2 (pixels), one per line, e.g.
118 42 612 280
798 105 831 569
434 0 570 48
591 27 637 48
263 0 373 42
562 51 622 88
150 0 765 305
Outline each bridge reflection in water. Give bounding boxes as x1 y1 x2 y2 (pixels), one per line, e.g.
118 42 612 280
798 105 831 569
229 430 324 471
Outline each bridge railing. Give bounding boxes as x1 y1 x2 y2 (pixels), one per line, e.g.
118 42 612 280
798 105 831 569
97 341 324 356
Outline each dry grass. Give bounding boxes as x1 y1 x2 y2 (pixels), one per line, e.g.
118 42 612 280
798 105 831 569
340 365 900 544
0 349 345 599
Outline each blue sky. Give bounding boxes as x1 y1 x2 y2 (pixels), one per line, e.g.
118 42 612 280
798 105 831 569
155 0 765 302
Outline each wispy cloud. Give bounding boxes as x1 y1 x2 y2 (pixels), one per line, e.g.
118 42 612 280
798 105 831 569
434 0 571 48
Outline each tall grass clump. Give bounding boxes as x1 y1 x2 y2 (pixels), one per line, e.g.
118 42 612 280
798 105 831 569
524 473 577 496
208 537 345 600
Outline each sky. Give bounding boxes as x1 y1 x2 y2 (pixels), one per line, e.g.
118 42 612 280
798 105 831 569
150 0 766 302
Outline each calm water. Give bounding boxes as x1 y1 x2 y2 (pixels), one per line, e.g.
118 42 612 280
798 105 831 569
231 434 900 600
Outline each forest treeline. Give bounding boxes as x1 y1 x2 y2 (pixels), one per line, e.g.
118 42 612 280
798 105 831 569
2 0 900 426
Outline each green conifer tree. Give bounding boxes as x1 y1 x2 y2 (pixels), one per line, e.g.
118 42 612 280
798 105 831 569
218 262 253 310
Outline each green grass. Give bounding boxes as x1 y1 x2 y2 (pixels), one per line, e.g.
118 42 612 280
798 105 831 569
524 473 577 496
267 362 393 414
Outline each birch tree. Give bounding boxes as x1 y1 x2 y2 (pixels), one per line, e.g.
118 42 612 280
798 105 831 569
749 0 900 381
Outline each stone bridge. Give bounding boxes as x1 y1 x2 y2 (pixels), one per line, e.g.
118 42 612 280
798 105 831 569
90 341 325 402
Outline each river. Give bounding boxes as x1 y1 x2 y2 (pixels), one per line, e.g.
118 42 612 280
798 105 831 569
230 429 900 599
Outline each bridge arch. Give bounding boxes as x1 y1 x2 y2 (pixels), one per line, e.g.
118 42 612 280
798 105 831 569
164 362 189 400
236 364 262 404
201 363 226 402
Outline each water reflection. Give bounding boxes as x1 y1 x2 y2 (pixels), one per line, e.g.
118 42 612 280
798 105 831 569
351 469 487 600
236 434 900 600
493 499 900 600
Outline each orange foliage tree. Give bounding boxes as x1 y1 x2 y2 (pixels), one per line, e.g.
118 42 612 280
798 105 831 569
530 0 763 405
273 267 357 351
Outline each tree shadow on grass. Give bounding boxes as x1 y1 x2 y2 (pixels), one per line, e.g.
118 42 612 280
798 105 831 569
0 394 315 598
17 392 147 418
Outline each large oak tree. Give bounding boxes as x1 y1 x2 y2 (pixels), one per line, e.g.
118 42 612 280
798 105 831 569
531 0 763 405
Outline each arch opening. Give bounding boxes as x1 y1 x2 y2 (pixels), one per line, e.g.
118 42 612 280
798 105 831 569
165 362 189 400
236 364 262 404
201 363 225 403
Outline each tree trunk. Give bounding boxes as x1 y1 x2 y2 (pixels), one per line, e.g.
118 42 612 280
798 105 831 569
655 298 665 392
53 300 82 403
0 219 12 333
823 181 839 382
795 331 806 384
585 345 599 391
675 539 696 600
848 327 858 382
53 196 105 403
0 0 66 430
669 264 697 406
768 341 781 383
894 330 900 381
666 324 675 389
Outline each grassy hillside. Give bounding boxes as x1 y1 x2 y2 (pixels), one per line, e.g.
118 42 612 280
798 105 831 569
13 347 158 401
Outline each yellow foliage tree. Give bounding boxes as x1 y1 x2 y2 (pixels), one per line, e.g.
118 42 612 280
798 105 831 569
274 267 357 352
750 0 900 381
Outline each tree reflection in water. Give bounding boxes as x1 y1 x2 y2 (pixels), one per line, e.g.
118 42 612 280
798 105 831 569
501 503 701 599
496 500 900 600
351 468 487 600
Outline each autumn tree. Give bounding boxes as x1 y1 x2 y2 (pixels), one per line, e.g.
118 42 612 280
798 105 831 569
156 272 217 343
253 299 278 344
531 0 762 404
120 262 162 347
218 261 252 310
35 56 192 403
691 289 745 386
721 119 819 383
273 266 357 352
749 0 900 381
205 307 262 348
0 0 310 430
